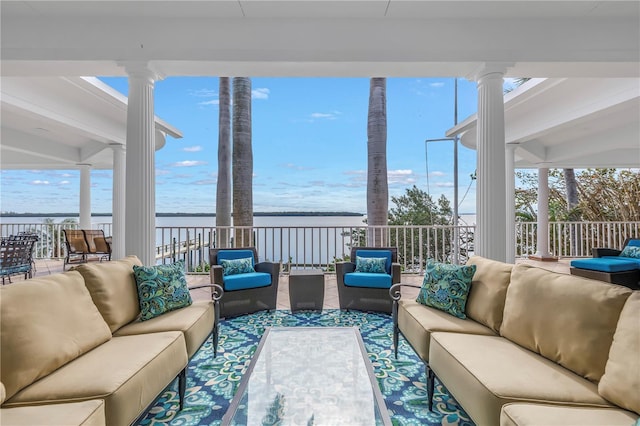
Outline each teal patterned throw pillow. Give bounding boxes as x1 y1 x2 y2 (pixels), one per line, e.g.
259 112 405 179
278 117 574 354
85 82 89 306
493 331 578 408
220 257 255 276
416 261 476 319
620 245 640 259
355 256 387 274
133 261 193 321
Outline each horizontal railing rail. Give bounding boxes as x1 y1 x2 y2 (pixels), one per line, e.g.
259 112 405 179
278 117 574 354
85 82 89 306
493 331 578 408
2 221 638 274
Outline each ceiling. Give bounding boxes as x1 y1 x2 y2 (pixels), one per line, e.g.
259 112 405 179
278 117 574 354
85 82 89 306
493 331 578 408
446 77 640 168
0 1 638 171
1 77 182 170
1 1 638 78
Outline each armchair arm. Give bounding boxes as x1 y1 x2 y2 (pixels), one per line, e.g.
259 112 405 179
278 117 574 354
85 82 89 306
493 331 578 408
335 262 355 287
188 283 224 302
210 265 224 286
592 248 622 258
255 261 280 276
389 283 423 359
391 262 402 284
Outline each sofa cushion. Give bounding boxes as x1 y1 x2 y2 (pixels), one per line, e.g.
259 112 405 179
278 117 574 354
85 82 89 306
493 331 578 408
571 257 638 272
344 272 392 288
133 261 193 321
74 255 142 333
501 264 632 382
355 256 387 273
416 261 475 319
220 257 255 276
0 271 112 400
598 292 640 414
398 299 495 362
3 332 187 426
115 300 214 358
429 332 613 426
223 271 272 290
500 403 638 426
0 400 106 426
465 256 514 333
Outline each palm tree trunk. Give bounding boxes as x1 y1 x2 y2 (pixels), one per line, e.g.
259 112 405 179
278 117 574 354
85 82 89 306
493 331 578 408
564 168 581 255
367 78 389 246
216 77 232 248
232 77 253 247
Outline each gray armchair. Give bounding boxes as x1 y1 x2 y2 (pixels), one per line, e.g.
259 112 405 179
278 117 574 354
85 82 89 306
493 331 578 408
335 246 401 313
210 247 280 318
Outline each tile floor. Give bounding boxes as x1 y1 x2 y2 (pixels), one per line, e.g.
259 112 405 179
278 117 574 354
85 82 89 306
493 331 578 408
8 257 572 309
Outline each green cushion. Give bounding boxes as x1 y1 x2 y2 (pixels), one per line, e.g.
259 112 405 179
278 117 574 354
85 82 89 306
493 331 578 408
416 261 476 319
220 257 255 276
620 245 640 259
355 256 386 273
133 261 193 321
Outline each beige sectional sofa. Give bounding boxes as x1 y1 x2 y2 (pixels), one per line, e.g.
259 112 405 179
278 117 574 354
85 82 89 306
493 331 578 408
0 256 222 426
390 256 639 425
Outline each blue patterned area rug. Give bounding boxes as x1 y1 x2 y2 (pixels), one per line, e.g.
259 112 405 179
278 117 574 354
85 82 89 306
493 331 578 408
137 309 474 426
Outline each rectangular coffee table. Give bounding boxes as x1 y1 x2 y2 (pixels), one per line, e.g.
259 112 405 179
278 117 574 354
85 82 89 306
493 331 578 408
221 327 392 425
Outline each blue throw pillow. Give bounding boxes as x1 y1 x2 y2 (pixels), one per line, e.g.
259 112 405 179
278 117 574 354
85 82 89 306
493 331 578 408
620 245 640 259
355 256 387 273
416 261 476 319
133 260 193 321
220 257 255 276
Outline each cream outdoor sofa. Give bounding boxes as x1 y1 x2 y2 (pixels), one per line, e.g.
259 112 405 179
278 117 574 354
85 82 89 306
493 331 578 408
0 256 223 426
390 256 639 426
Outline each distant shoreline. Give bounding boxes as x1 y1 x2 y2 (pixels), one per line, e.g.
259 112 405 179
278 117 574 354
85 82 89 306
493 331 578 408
0 211 365 218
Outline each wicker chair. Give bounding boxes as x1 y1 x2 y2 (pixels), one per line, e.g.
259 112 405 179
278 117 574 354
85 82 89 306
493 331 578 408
209 247 280 318
335 246 401 313
63 229 112 270
570 237 640 289
1 237 37 284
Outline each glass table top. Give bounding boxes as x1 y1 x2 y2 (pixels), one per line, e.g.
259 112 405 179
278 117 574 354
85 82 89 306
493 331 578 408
222 327 391 426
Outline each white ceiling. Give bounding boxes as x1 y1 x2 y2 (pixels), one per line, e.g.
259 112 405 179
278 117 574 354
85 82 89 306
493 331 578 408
0 1 638 171
1 1 638 78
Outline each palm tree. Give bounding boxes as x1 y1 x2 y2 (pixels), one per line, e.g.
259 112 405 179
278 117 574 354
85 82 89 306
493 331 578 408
366 78 389 246
232 77 253 247
216 77 232 248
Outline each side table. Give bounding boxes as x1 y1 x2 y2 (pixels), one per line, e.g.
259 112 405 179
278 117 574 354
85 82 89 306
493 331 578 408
289 268 325 312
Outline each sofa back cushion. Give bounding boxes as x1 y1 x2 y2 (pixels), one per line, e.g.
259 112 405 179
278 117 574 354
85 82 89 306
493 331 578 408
598 292 640 414
465 256 513 333
501 264 632 382
0 271 112 400
75 255 142 333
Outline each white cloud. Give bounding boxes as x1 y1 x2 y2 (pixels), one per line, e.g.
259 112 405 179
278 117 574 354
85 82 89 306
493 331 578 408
59 180 71 185
430 82 445 88
171 160 208 167
281 163 313 171
194 179 216 185
252 88 270 100
190 88 217 98
310 110 341 120
436 182 455 188
198 99 219 106
430 171 446 177
388 169 417 185
183 145 203 152
156 169 171 176
61 173 73 178
31 180 49 185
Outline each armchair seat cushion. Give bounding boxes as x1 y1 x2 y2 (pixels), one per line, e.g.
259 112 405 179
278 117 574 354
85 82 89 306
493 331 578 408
344 272 392 288
223 272 271 291
570 258 639 273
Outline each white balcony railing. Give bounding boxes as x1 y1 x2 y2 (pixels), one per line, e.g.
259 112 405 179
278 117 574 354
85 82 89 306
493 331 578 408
2 221 638 274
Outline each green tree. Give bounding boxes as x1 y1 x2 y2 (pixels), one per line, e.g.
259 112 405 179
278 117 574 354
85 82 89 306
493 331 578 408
232 77 253 247
216 77 232 248
366 77 389 246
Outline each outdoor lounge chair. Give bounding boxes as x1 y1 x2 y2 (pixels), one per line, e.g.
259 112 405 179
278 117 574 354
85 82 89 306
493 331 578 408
209 247 280 318
1 236 38 284
63 229 112 270
570 237 640 289
335 246 401 313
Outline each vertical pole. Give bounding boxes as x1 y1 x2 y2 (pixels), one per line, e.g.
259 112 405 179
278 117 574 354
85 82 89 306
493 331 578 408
453 79 460 264
79 164 92 229
111 144 126 260
505 144 517 263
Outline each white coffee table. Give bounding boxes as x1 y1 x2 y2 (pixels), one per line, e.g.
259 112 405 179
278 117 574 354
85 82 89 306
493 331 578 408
222 327 392 425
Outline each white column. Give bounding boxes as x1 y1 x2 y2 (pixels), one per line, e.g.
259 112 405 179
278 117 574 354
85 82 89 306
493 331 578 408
79 164 92 229
125 63 157 266
532 167 555 260
475 65 507 262
505 144 517 263
110 143 126 260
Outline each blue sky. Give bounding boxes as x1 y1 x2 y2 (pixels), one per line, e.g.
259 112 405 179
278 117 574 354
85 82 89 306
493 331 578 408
2 77 495 214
